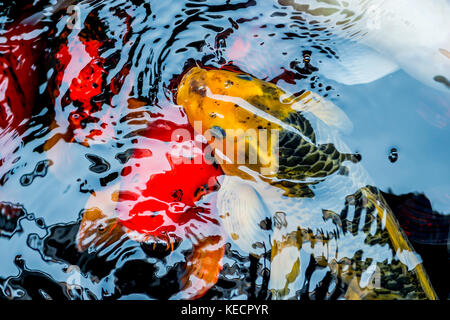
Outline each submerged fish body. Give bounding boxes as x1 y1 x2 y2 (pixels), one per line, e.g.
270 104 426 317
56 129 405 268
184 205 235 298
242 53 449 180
43 7 136 153
48 22 226 299
278 0 450 92
177 67 437 299
76 99 225 299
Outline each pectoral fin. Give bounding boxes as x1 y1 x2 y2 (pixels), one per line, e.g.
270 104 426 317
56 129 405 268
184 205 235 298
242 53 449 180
217 176 271 257
292 91 353 134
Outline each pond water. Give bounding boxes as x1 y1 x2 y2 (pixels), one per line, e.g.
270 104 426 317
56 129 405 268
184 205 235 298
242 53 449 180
0 0 448 300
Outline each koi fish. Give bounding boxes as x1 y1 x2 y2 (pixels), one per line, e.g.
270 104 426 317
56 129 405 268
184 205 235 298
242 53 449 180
278 0 450 92
76 99 225 299
43 18 133 180
176 67 437 299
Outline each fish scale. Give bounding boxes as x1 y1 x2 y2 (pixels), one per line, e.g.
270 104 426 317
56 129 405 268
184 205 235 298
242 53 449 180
177 67 437 300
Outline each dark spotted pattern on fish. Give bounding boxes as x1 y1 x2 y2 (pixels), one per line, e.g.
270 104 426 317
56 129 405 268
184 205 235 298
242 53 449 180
275 112 359 197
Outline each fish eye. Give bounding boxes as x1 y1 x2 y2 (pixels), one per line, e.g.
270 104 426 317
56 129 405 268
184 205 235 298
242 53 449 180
210 126 226 138
237 74 252 81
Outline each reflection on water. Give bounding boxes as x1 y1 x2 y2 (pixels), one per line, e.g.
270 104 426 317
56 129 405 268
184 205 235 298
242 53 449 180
0 0 448 300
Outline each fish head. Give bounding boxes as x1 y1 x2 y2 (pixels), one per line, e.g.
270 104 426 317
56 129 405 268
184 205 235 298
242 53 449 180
177 67 284 179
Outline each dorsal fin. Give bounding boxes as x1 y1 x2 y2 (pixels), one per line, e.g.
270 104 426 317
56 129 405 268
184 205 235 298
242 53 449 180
217 176 272 257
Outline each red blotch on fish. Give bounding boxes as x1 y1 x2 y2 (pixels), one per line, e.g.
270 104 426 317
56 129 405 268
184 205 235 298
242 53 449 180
77 101 225 299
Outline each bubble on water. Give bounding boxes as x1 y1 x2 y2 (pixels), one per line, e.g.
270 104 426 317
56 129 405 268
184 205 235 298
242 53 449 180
35 217 45 228
388 148 398 163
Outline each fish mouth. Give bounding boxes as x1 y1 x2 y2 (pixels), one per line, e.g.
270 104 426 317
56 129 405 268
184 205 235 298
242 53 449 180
140 237 181 256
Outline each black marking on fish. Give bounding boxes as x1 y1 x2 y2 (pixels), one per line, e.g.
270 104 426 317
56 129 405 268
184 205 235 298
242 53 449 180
209 125 226 139
283 111 316 144
190 79 206 97
172 189 183 202
272 108 360 196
